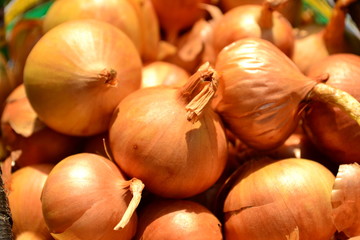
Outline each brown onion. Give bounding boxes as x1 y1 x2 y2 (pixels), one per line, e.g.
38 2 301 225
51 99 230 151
24 19 142 136
303 54 360 164
8 164 54 240
292 0 360 73
141 61 189 88
109 62 228 198
0 54 15 113
222 157 336 240
1 84 81 168
41 153 144 240
212 0 295 57
134 199 223 239
214 37 360 151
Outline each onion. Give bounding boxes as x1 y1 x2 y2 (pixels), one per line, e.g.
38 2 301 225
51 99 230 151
41 153 144 240
141 61 189 88
42 0 142 53
1 84 82 168
292 0 360 73
24 19 142 136
150 0 211 43
212 0 295 57
218 0 302 27
134 199 223 239
0 167 13 240
303 54 360 164
332 163 360 238
8 164 54 240
221 157 336 240
82 132 110 158
109 62 228 198
214 37 360 151
0 54 15 114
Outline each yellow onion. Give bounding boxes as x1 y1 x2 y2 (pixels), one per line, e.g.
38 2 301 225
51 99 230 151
24 19 142 136
42 0 142 52
134 199 223 239
1 84 81 168
8 164 54 240
222 158 336 240
109 62 228 198
212 0 295 57
41 153 144 240
141 61 189 88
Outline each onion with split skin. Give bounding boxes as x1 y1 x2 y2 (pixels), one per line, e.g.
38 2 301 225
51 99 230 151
8 164 54 240
214 37 360 151
221 157 336 240
109 62 228 199
24 19 142 137
41 153 144 240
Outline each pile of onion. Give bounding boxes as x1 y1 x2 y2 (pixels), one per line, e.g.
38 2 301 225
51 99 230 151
109 62 228 198
41 153 144 240
1 84 81 168
212 0 294 57
213 37 360 151
8 164 54 240
135 199 223 239
221 157 336 239
23 19 142 136
302 53 360 164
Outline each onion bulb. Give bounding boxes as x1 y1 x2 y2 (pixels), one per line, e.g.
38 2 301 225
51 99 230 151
24 19 142 136
109 62 228 198
212 0 295 57
222 157 336 240
214 37 360 151
8 164 54 240
303 54 360 164
141 61 189 88
41 153 144 240
1 84 81 168
134 199 223 239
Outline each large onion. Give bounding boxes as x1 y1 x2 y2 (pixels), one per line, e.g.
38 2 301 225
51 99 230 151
24 19 142 136
135 199 223 239
214 37 360 151
222 157 336 240
109 62 228 198
8 164 54 240
41 153 144 240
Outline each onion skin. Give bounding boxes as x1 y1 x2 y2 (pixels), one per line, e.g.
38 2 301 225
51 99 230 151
8 164 54 240
109 63 228 198
24 19 142 136
223 158 336 240
212 3 294 57
134 199 223 239
41 153 139 240
303 54 360 164
214 37 315 150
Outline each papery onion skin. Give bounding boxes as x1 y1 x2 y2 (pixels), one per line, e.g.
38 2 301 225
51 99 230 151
303 54 360 164
223 158 336 240
214 37 316 150
24 19 142 136
212 4 294 57
42 0 142 52
134 199 223 240
8 164 54 240
41 153 138 240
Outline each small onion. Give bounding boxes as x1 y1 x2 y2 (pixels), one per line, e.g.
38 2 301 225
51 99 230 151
109 62 228 198
134 199 223 239
1 84 81 168
8 164 54 240
222 158 336 240
41 153 144 240
24 19 142 136
141 61 189 88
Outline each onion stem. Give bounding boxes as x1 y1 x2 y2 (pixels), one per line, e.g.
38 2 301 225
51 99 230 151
113 178 144 230
98 69 117 87
308 83 360 126
258 0 287 29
